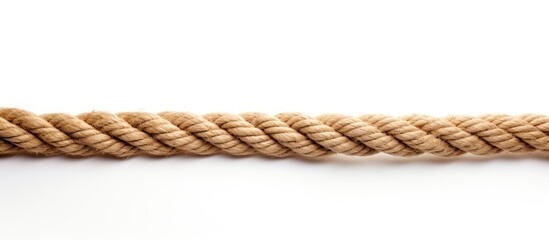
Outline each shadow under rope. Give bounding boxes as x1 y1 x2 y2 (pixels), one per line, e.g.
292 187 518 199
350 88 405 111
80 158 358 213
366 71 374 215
1 150 549 166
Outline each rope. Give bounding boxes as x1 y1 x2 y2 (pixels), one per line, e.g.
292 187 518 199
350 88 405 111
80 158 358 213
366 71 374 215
0 108 547 158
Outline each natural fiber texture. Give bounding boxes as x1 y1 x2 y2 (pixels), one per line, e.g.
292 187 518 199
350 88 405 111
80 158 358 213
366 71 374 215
0 108 548 158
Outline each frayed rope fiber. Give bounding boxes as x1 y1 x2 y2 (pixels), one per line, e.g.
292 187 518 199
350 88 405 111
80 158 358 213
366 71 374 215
1 108 548 158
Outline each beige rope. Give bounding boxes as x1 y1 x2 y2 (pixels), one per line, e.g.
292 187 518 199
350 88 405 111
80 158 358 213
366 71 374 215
0 108 545 158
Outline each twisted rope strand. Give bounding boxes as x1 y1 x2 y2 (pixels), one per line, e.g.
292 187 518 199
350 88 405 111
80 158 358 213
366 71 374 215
1 108 548 158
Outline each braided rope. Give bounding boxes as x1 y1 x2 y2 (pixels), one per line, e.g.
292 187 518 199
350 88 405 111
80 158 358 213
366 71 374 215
0 108 546 158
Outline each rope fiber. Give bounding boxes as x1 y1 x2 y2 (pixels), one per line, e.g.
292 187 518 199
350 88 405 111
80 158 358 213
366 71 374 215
1 108 547 158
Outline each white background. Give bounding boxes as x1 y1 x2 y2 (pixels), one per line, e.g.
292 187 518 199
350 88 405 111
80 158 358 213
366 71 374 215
1 0 549 239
